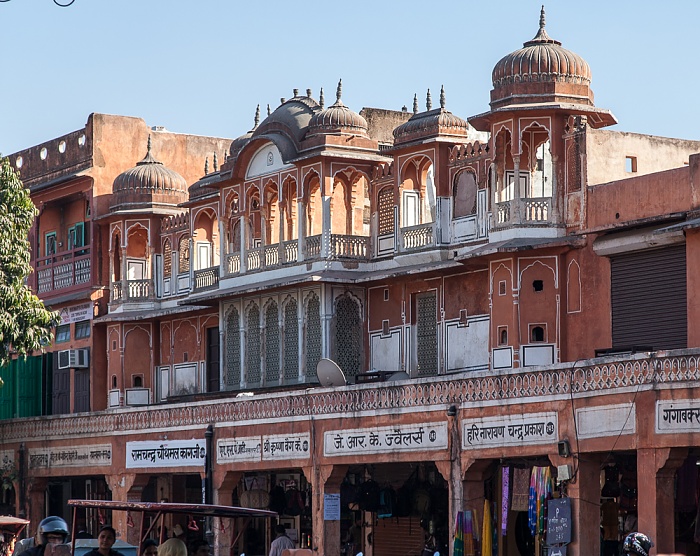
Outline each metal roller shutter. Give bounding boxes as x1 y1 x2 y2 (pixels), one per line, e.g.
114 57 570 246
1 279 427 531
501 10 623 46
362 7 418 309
372 516 425 556
611 244 687 350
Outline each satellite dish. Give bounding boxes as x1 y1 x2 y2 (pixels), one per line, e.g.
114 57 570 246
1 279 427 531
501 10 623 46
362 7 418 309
387 371 410 382
316 358 347 387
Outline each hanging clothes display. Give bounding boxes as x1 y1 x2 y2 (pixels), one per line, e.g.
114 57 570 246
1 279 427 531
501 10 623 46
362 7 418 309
501 466 510 535
454 510 476 556
482 500 492 556
528 466 553 537
512 467 530 511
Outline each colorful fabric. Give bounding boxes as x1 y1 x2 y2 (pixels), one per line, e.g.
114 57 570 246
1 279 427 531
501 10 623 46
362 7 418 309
501 466 510 535
528 466 553 536
453 511 465 556
482 500 492 556
512 468 530 511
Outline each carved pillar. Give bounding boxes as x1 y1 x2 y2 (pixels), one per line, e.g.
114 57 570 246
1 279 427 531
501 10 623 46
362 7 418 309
218 218 226 274
637 447 687 555
460 458 492 538
297 201 306 263
213 472 244 556
549 453 600 556
303 464 347 556
550 154 559 224
512 155 522 224
321 195 331 259
433 408 463 556
105 473 140 542
26 477 48 535
239 215 247 274
121 245 128 300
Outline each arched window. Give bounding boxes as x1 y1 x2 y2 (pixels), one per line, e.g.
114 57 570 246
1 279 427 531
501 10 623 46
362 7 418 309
284 299 299 382
334 294 362 379
305 294 321 380
246 304 261 385
453 171 478 218
225 308 241 389
163 239 172 278
178 237 190 273
531 325 545 343
264 301 280 383
377 187 394 236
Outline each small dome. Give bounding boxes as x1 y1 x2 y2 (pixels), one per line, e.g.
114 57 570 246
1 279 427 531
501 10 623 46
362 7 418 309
111 136 187 210
393 88 469 146
307 80 368 137
254 93 321 145
229 105 260 160
491 7 593 108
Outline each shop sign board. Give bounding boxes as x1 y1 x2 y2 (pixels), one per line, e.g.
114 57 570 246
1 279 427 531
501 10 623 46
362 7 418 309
323 493 341 521
546 498 572 545
59 303 93 325
324 422 448 456
462 412 558 449
29 444 112 469
656 400 700 433
217 433 311 463
126 440 205 468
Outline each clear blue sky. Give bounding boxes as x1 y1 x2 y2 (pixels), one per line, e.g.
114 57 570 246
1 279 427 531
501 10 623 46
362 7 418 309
1 0 697 155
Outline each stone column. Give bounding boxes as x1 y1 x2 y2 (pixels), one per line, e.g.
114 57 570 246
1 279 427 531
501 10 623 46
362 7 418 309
550 154 559 224
321 195 332 259
303 464 347 556
239 215 247 274
637 447 687 555
26 477 48 535
212 471 243 556
512 155 521 224
435 407 462 556
549 453 600 556
105 473 140 542
297 201 306 262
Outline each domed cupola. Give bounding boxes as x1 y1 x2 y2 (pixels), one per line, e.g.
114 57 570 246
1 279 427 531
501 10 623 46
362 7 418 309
490 6 593 109
229 105 260 161
393 87 469 146
307 80 368 138
111 136 188 212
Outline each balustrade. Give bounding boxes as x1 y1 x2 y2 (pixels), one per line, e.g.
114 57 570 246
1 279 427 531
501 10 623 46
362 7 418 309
401 223 435 250
35 248 91 294
193 266 220 292
3 351 698 440
330 234 369 258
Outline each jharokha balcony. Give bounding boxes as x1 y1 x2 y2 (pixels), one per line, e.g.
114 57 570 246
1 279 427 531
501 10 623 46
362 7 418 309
34 247 92 296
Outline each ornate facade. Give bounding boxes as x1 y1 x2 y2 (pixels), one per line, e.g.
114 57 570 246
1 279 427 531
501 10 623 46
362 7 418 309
3 8 700 556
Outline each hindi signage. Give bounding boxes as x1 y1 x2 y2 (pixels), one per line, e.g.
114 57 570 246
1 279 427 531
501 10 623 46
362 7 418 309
546 498 572 545
324 423 448 457
29 445 111 469
656 400 700 433
217 434 310 463
217 436 262 463
126 440 205 469
462 412 558 449
263 433 310 461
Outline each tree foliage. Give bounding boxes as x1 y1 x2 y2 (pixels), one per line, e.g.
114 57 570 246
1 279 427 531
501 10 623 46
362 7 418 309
0 157 59 367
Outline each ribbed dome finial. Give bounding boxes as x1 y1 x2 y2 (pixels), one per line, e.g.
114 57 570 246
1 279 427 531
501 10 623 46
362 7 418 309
147 134 152 155
306 88 312 98
440 85 445 110
335 79 343 105
426 89 432 111
319 87 325 109
204 157 209 176
413 94 418 114
540 5 546 31
254 104 260 129
293 88 299 97
213 152 218 172
267 104 271 116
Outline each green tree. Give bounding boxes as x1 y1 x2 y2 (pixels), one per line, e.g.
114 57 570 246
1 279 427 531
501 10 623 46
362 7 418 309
0 157 59 368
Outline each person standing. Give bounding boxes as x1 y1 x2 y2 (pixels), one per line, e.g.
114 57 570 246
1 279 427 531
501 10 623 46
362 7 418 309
269 525 294 556
82 526 124 556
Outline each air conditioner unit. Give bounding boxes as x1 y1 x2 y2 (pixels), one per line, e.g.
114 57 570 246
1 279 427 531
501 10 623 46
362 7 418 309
57 348 89 369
